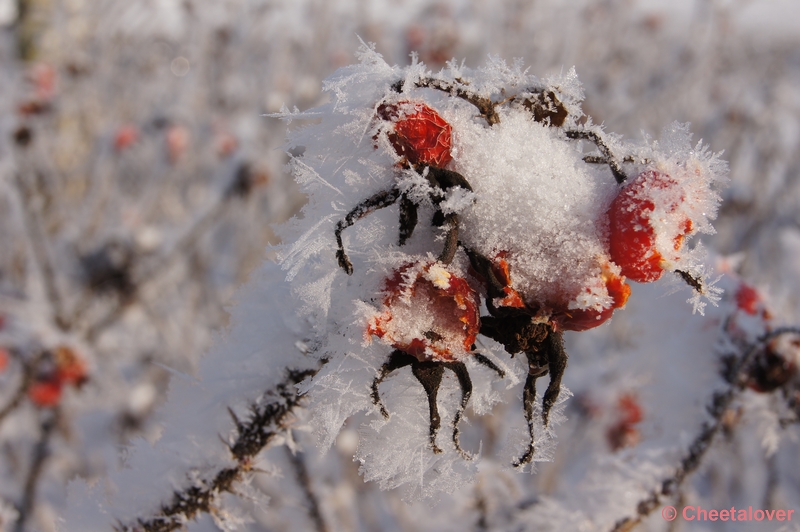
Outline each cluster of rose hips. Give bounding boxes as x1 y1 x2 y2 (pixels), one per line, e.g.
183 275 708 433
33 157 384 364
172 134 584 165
14 63 240 166
336 92 714 463
366 99 699 360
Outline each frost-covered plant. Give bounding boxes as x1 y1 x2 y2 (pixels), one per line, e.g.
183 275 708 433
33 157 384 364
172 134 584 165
276 42 727 494
4 1 800 530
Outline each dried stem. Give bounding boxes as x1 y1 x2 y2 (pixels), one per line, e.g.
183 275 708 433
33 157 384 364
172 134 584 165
565 129 627 184
11 171 69 330
118 366 321 532
14 409 59 532
287 448 329 532
0 354 37 425
412 77 502 125
610 327 800 532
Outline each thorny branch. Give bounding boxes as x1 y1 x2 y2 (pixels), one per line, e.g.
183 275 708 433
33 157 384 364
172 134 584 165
610 327 800 532
117 366 321 532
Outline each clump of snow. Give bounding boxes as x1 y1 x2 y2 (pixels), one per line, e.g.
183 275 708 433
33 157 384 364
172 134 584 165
453 109 619 310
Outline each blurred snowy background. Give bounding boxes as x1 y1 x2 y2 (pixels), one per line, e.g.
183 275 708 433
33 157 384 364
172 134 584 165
0 0 799 531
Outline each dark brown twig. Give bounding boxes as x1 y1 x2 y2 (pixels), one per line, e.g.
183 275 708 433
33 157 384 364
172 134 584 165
14 409 59 532
565 129 627 184
411 77 502 126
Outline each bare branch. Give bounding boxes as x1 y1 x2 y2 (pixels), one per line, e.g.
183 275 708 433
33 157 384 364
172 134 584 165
14 409 59 532
565 129 627 184
287 448 329 532
411 77 502 126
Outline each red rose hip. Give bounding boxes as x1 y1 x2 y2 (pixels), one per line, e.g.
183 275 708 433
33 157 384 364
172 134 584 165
367 261 479 362
376 101 453 167
608 169 693 283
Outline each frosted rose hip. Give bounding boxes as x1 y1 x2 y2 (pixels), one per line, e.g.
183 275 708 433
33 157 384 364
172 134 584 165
479 253 629 331
376 101 453 167
558 266 631 332
367 261 479 362
27 346 88 408
608 169 693 283
29 380 63 407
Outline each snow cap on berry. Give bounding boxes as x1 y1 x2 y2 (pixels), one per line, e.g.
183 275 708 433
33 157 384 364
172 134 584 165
452 109 621 314
630 124 726 272
367 260 480 362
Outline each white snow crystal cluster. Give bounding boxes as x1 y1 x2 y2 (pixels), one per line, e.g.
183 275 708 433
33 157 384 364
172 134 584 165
275 42 727 497
453 108 618 311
